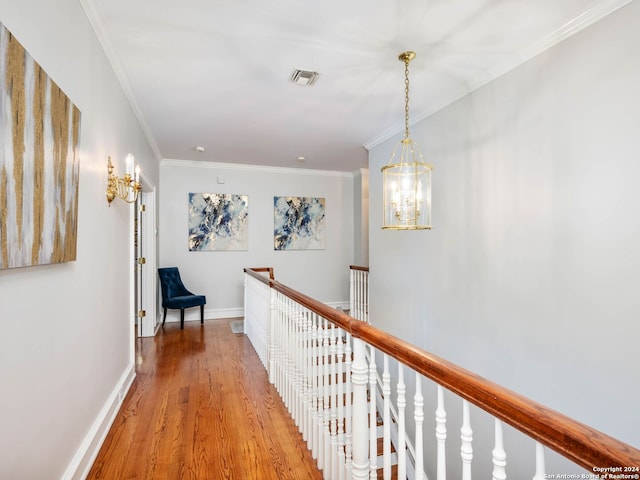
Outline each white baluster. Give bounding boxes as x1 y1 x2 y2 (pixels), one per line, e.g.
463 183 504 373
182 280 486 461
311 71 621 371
330 324 339 480
298 306 305 430
533 442 546 480
369 345 377 479
293 303 301 428
415 373 424 480
344 332 353 479
356 271 360 321
492 419 507 480
301 310 311 441
268 288 277 383
397 366 406 480
360 271 365 320
337 329 346 480
436 385 447 480
364 270 369 323
461 400 473 480
350 268 355 318
351 338 370 479
284 297 291 411
311 313 320 460
382 355 391 480
319 319 328 471
274 293 281 392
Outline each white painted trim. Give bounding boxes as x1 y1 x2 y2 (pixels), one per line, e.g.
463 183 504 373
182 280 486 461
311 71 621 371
162 301 349 324
161 158 355 178
61 364 136 480
363 0 632 150
140 186 158 337
162 307 245 324
526 0 633 55
79 0 162 161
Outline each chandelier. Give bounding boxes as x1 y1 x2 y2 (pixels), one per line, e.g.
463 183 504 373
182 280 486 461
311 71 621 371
381 51 432 230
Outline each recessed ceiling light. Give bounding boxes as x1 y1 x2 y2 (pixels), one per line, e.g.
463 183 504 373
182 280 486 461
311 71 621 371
289 69 319 86
194 146 205 153
297 156 306 162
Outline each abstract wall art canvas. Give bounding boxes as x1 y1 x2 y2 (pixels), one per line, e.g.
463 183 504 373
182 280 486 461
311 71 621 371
274 196 325 251
189 193 248 251
0 22 81 270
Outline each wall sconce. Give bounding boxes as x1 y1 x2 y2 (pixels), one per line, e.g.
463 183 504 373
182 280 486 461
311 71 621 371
106 154 141 205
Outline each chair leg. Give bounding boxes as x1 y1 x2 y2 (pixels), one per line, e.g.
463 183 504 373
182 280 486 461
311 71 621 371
180 309 185 330
200 304 204 324
163 308 167 325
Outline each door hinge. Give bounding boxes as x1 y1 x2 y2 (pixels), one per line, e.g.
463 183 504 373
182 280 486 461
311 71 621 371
138 310 146 318
139 204 146 212
138 257 146 265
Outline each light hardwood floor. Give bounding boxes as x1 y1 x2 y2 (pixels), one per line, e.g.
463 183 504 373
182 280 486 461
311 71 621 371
87 318 323 480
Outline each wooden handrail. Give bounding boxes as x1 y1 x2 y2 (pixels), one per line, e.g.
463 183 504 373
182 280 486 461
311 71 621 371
244 267 640 471
246 266 274 280
350 265 370 272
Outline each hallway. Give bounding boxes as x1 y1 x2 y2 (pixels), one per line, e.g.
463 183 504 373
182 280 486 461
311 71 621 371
87 319 323 479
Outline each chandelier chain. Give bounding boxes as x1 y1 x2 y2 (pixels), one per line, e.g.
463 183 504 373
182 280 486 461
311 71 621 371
404 56 410 139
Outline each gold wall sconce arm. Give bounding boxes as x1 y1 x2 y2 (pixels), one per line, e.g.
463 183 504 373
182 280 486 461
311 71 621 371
106 155 141 206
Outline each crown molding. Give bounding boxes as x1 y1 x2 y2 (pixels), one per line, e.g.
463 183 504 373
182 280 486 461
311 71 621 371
79 0 162 161
161 159 356 178
364 0 632 151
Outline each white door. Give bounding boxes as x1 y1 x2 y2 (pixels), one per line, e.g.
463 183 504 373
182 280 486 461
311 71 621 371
133 181 157 338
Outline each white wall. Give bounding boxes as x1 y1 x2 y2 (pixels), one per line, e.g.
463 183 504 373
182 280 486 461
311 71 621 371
353 169 369 266
159 160 354 321
0 1 158 478
369 1 639 476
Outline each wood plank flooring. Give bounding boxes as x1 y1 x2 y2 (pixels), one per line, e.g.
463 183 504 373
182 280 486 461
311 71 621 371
87 318 323 480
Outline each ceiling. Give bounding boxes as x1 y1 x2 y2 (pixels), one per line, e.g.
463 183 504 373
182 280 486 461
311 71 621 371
82 0 625 172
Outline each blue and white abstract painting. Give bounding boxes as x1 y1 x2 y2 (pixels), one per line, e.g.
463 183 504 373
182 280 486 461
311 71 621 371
274 196 325 250
189 193 248 251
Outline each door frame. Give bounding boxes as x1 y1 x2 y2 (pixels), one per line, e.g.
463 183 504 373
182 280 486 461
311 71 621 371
139 189 157 337
130 170 158 339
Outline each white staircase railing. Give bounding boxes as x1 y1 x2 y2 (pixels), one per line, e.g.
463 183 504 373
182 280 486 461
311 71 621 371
349 265 368 323
244 267 640 480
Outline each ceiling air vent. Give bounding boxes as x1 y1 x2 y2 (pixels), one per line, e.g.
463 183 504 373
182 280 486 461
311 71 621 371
289 69 319 86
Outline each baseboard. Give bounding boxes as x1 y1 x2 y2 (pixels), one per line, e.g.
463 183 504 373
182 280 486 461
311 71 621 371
162 302 349 324
162 306 244 324
61 364 136 480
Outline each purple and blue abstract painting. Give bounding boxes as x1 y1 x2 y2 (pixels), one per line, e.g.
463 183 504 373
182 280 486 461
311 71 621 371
189 193 248 251
274 196 325 250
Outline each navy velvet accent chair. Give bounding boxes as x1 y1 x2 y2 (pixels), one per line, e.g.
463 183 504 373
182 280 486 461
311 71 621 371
158 267 206 329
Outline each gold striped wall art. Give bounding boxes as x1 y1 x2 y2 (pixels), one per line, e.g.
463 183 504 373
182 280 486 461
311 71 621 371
0 21 81 269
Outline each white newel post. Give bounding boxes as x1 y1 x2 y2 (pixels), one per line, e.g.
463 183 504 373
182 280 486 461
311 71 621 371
351 338 370 479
